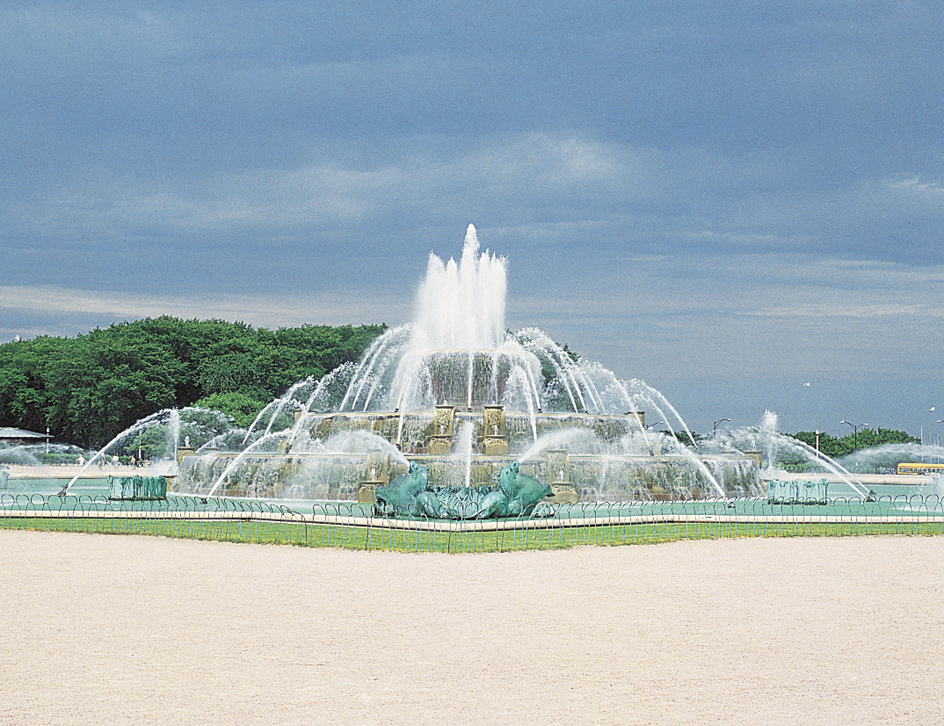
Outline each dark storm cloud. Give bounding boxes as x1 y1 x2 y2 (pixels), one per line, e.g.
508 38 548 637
1 1 942 433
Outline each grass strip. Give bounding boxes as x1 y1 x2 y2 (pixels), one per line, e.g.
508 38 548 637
2 515 941 552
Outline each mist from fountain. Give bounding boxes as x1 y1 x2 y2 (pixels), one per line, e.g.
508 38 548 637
412 224 507 352
204 435 272 496
226 378 320 452
51 406 241 495
450 421 473 489
61 409 170 494
53 226 850 502
709 416 871 499
167 408 181 469
839 442 944 473
19 223 942 506
325 225 644 423
0 443 43 467
760 410 779 477
166 224 760 501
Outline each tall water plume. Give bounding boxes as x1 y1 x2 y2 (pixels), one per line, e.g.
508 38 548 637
411 224 507 351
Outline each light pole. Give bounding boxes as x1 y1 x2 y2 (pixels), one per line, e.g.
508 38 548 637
840 420 867 451
815 430 820 459
713 418 731 437
923 407 938 446
643 421 666 456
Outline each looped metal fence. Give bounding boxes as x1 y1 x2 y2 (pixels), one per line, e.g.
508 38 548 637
2 493 943 551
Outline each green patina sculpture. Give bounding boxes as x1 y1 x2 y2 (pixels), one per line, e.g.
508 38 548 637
374 462 442 517
374 461 553 520
107 475 168 501
497 460 553 516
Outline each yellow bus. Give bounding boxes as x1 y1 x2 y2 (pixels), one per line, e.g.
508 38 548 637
897 463 944 475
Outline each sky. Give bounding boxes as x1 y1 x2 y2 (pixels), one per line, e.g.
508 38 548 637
1 1 942 439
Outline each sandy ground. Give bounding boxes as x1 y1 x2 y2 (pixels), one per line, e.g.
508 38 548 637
1 532 942 726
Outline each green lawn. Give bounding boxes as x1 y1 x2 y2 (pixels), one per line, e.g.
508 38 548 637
3 514 941 553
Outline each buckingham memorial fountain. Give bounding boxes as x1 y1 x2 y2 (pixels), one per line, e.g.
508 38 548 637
168 225 760 515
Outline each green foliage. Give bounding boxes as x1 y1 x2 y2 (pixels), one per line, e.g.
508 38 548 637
0 317 385 449
658 429 705 448
124 406 246 460
788 428 920 460
193 392 266 430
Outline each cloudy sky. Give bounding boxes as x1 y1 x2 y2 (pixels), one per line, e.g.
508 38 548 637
2 1 942 438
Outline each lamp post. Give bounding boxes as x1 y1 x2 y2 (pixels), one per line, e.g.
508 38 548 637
922 407 938 446
840 420 867 451
713 418 731 437
643 421 666 456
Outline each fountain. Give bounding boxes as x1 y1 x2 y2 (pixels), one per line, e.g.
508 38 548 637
172 225 761 506
9 220 936 517
26 226 935 511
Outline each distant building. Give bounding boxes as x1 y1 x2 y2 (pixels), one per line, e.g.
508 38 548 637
0 427 49 445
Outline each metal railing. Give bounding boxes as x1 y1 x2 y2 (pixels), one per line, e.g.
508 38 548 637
2 493 943 553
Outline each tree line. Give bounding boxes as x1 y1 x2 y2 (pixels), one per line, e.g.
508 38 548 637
0 317 385 449
787 428 920 460
1 317 923 461
662 427 920 463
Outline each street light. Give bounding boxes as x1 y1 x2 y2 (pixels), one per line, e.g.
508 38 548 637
642 421 666 456
840 420 867 451
713 418 731 436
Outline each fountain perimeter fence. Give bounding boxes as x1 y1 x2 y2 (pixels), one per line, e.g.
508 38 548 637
3 493 944 552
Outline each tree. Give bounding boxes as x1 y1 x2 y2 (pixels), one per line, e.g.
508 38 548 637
789 428 920 461
0 318 386 450
193 392 268 430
